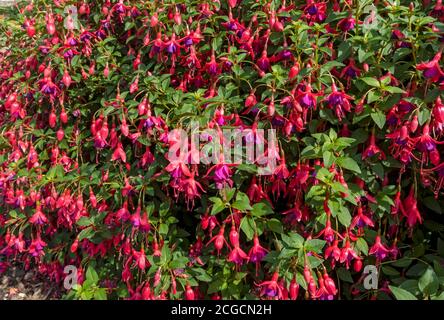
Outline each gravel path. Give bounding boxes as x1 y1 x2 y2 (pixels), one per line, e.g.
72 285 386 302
0 265 61 300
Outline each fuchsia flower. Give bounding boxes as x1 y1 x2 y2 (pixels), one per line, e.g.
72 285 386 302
362 133 386 160
415 124 437 152
316 219 338 243
28 233 47 257
133 248 148 271
340 59 361 86
350 206 375 229
296 83 319 110
29 205 48 225
181 172 205 208
257 272 284 300
325 240 341 265
206 163 235 189
369 235 390 261
400 187 423 229
304 0 327 23
207 225 230 255
248 235 269 274
324 83 353 121
337 17 356 32
339 240 360 269
228 246 248 266
417 51 443 82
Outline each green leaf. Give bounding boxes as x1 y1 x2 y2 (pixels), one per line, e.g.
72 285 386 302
384 86 405 94
389 286 418 300
337 268 354 283
336 157 361 173
210 197 226 215
320 61 345 73
281 232 304 249
78 227 95 241
419 267 439 296
422 197 442 214
232 192 253 211
94 288 107 300
338 206 352 227
240 216 255 240
251 201 274 217
76 217 93 227
391 258 412 268
267 219 283 234
355 238 369 255
159 223 169 236
337 41 352 62
169 257 189 269
323 151 335 168
86 266 99 284
361 77 380 87
371 111 386 129
304 239 326 253
418 108 431 126
382 266 400 276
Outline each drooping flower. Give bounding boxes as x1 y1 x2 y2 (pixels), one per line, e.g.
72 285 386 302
29 205 48 225
339 240 360 269
417 51 443 82
324 83 353 121
228 246 248 266
304 0 327 23
362 133 386 160
369 235 390 261
350 206 375 229
29 233 47 257
248 235 269 274
337 17 356 32
400 187 422 229
415 124 437 152
257 272 284 300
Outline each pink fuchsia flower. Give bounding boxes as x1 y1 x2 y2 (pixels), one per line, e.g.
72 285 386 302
323 272 338 296
415 124 437 152
248 235 269 275
417 51 443 82
296 83 320 110
362 133 386 160
29 204 48 225
350 206 375 229
206 163 235 190
132 248 148 271
325 240 341 265
181 172 205 208
400 187 423 229
324 83 354 121
340 59 361 79
339 240 360 269
316 219 338 243
207 225 230 255
304 0 327 23
337 17 356 32
257 272 284 300
228 246 248 266
29 233 47 257
369 235 390 261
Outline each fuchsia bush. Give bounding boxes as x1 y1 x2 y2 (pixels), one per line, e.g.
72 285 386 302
1 0 444 300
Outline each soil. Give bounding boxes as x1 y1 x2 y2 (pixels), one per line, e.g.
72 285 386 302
0 265 62 300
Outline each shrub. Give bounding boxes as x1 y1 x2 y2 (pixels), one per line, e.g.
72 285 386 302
1 0 444 300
